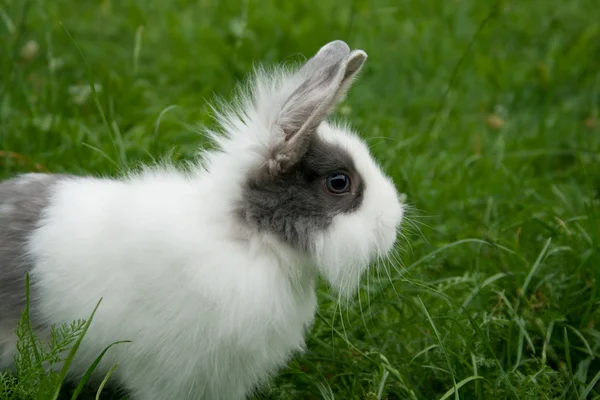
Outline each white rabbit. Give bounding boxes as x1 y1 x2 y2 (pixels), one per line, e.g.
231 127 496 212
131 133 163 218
0 40 404 399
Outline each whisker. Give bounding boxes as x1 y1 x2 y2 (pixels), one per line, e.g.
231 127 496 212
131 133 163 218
381 255 402 302
357 266 373 341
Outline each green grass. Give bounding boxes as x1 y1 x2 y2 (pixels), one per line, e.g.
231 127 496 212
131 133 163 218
1 0 599 399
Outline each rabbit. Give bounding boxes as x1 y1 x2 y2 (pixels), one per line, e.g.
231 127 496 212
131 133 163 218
0 40 404 399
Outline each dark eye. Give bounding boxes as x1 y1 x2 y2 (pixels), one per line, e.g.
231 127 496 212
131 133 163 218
324 173 351 194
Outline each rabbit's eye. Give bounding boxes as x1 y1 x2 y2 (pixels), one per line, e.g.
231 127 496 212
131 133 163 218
324 173 351 195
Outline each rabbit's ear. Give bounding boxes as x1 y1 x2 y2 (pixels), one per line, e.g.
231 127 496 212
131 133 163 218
268 40 367 175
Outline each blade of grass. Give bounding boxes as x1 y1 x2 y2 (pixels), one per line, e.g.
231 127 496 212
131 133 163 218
438 376 485 400
80 142 120 169
132 25 144 76
541 320 557 366
96 363 120 400
378 353 419 400
494 290 535 354
513 327 525 372
566 325 594 359
471 352 482 400
0 7 15 34
417 296 458 400
70 340 131 400
579 370 600 400
376 369 389 400
564 327 580 398
316 381 335 400
409 344 439 365
153 104 179 155
24 273 41 365
52 297 103 400
517 237 551 310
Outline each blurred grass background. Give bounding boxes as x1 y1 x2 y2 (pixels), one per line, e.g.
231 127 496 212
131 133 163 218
1 0 599 399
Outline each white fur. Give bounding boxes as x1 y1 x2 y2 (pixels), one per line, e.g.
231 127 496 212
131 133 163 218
17 47 404 399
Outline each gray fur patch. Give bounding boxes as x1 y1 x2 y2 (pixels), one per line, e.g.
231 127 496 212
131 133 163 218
239 135 364 250
0 173 73 364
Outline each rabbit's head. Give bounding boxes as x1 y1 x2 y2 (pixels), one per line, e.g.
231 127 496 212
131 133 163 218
204 41 404 296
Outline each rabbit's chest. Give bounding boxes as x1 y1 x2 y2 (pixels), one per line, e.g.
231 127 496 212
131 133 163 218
224 274 318 351
157 272 318 395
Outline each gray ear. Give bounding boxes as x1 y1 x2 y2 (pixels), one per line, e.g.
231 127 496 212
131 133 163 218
268 40 367 175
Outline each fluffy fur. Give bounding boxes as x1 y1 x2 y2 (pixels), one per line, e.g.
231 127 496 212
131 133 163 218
0 40 404 399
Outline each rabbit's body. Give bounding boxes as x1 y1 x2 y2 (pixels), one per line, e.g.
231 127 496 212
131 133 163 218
0 41 404 399
0 171 316 399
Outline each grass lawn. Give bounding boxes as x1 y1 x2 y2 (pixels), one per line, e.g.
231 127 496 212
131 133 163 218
1 0 599 399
